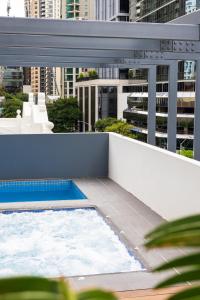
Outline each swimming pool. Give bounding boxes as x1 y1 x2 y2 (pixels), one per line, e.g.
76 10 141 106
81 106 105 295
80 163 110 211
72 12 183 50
0 208 143 277
0 180 86 203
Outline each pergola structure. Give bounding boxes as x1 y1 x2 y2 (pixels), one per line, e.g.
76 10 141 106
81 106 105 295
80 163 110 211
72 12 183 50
0 12 200 159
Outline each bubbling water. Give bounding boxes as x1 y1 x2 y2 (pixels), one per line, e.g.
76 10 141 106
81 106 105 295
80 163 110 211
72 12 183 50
0 209 143 277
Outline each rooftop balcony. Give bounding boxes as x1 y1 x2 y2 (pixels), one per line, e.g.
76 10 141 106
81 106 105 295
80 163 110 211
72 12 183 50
1 14 200 296
0 132 199 291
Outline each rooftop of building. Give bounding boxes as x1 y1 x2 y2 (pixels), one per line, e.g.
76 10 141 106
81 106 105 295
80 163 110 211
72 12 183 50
0 132 199 292
1 10 200 295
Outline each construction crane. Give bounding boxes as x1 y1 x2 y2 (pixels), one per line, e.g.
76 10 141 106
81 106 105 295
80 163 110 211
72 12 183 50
7 0 11 17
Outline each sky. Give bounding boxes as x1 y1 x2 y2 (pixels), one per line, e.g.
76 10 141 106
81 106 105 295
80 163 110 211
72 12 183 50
0 0 25 17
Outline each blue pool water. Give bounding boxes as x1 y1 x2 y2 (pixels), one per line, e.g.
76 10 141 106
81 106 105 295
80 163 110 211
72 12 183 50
0 180 87 203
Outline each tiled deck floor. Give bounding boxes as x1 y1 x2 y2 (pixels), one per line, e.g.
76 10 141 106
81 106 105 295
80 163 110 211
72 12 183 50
71 178 187 291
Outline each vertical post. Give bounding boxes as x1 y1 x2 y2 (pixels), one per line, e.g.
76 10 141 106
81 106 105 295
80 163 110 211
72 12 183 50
77 86 80 106
168 61 178 152
147 65 157 145
88 85 92 131
77 87 80 132
83 86 85 132
95 86 99 122
194 60 200 160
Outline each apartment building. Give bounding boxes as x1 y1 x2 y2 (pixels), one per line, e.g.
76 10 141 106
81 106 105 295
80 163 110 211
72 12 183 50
130 0 200 22
124 0 200 149
61 0 95 98
95 0 129 80
1 67 23 93
25 0 61 96
75 0 132 131
95 0 129 21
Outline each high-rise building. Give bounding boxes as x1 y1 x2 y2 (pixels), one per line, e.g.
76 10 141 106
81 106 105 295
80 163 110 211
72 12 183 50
25 0 61 96
24 0 31 17
130 0 200 22
96 0 129 21
25 0 40 94
2 67 23 93
95 0 130 80
61 0 95 98
124 0 200 149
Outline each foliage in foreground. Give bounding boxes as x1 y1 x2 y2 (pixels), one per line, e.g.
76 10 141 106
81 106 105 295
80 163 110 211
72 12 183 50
47 97 81 133
145 214 200 300
0 276 117 300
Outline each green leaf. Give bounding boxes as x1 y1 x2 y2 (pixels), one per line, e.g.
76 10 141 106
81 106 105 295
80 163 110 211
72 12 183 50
146 215 200 241
58 280 76 300
0 277 59 295
154 253 200 272
77 289 117 300
168 287 200 300
145 230 200 248
0 291 59 300
155 269 200 289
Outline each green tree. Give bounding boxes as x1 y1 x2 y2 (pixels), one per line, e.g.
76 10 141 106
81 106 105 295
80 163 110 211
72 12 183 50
105 121 136 138
15 92 29 102
1 98 23 118
95 118 118 132
0 89 28 118
145 214 200 300
178 149 193 159
0 85 6 97
47 97 81 133
88 70 98 78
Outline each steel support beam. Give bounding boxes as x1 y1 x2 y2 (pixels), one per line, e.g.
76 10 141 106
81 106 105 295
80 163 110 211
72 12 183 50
0 34 161 52
0 17 198 41
0 61 103 68
0 48 136 59
194 60 200 161
1 50 200 63
0 55 119 65
167 62 178 153
147 66 157 145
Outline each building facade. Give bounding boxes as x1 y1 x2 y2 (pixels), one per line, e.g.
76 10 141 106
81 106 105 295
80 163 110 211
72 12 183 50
129 0 200 22
95 0 129 21
124 0 200 149
76 78 145 131
25 0 61 96
2 67 23 93
95 0 130 80
61 0 95 98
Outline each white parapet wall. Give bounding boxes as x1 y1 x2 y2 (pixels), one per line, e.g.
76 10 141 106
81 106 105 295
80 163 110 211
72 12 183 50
0 93 54 134
108 133 200 220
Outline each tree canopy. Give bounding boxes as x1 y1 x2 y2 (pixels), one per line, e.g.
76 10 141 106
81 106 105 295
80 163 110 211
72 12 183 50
47 97 81 133
1 98 23 118
95 118 136 139
95 118 118 132
0 89 28 118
